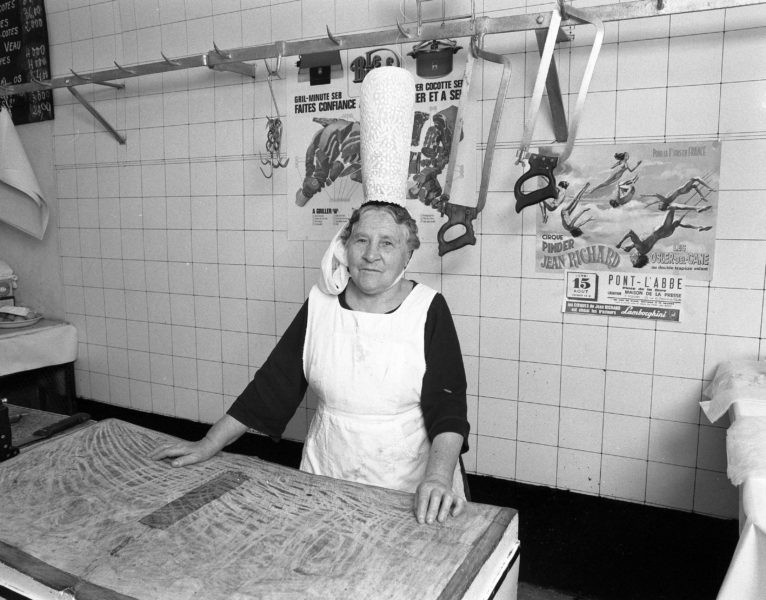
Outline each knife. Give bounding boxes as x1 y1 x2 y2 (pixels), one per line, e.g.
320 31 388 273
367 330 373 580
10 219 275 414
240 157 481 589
18 412 90 448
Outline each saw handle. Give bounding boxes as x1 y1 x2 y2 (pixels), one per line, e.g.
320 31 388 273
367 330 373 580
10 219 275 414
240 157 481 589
514 153 559 213
437 203 477 256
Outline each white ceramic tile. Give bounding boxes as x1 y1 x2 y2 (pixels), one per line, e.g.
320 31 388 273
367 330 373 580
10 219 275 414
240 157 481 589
517 402 559 446
605 371 653 417
653 331 705 378
716 192 766 241
476 435 516 480
560 366 605 411
218 265 246 300
198 391 225 424
665 85 721 137
453 315 480 356
175 388 199 421
722 28 766 82
109 377 131 408
196 328 222 362
478 357 518 401
561 323 607 369
600 454 646 502
480 190 523 236
557 448 601 495
693 469 738 518
645 462 695 511
170 325 195 359
245 266 275 300
148 322 172 355
617 38 668 90
720 81 766 135
274 267 305 303
223 363 249 397
150 353 174 385
519 320 563 365
605 327 655 374
480 234 522 278
615 88 666 139
707 287 762 337
85 315 107 345
480 276 521 319
442 274 481 316
145 261 170 294
603 413 650 459
558 407 603 453
670 9 724 36
106 325 126 359
221 330 248 366
668 33 724 86
190 231 217 264
518 362 561 406
159 222 190 258
515 442 557 487
480 317 520 361
703 334 760 380
216 230 245 265
196 359 222 393
477 397 517 440
104 289 127 320
697 425 727 472
719 139 766 191
651 375 702 424
618 15 669 41
648 419 699 467
127 321 149 352
128 350 150 381
130 379 152 412
247 299 276 336
245 231 275 266
520 278 564 322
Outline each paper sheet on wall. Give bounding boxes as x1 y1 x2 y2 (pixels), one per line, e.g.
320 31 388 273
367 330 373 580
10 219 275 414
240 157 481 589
536 141 719 281
285 45 477 241
0 106 48 239
562 269 685 321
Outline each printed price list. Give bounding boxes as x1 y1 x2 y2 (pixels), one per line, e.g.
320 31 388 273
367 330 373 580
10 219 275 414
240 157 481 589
0 0 53 123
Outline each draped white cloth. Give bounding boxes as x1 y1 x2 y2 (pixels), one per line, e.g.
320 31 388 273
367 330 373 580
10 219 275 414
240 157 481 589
0 107 48 239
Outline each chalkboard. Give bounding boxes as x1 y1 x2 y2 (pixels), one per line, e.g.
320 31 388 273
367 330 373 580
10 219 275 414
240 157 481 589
0 0 53 124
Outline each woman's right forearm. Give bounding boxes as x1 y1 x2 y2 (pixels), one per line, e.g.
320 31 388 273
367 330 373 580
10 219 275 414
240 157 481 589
203 414 249 451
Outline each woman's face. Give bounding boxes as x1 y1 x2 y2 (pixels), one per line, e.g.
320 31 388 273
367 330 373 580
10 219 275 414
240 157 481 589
346 208 411 296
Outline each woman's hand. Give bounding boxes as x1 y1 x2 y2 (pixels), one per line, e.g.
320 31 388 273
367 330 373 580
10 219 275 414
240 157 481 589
147 437 218 467
415 474 466 525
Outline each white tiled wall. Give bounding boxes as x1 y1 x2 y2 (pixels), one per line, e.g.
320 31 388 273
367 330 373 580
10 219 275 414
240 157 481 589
46 0 766 519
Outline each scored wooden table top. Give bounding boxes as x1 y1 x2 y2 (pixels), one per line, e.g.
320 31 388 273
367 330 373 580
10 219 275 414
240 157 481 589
0 419 517 600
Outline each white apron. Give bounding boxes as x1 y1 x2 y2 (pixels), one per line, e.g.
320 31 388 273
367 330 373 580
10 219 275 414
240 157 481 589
301 284 464 497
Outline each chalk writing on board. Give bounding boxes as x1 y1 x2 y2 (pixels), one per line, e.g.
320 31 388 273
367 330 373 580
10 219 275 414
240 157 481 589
0 0 54 124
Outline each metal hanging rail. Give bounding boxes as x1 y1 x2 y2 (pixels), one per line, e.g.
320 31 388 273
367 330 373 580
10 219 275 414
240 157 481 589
0 0 762 98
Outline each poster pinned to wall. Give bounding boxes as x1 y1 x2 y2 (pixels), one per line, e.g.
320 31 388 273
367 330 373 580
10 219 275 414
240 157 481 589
562 270 685 322
536 141 720 281
285 45 476 241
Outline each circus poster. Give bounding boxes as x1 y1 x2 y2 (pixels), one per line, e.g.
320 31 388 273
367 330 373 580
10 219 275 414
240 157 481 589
285 44 477 241
535 141 720 281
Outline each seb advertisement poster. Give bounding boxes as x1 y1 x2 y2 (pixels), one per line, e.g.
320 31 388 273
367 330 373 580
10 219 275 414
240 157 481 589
285 44 477 241
536 141 720 281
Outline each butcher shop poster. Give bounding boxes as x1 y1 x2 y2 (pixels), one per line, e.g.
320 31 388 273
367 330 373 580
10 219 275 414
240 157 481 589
286 44 477 241
535 141 719 281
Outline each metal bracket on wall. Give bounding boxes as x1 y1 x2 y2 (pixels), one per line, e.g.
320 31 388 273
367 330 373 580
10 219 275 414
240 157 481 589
67 86 126 145
207 43 257 78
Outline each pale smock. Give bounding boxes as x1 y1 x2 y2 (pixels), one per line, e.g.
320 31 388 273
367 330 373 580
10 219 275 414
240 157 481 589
300 284 464 497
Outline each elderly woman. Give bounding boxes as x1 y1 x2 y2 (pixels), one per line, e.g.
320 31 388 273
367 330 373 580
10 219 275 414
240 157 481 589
150 68 470 526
